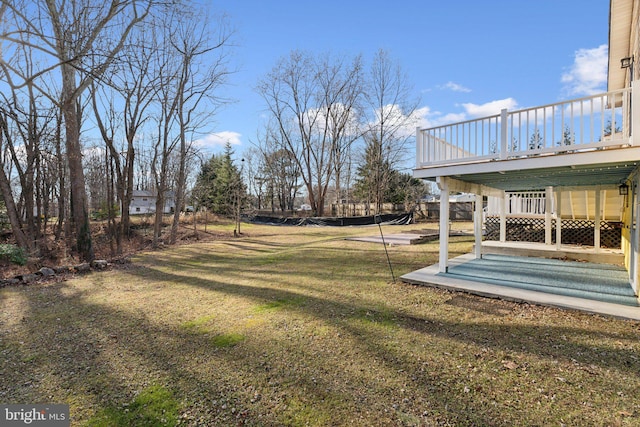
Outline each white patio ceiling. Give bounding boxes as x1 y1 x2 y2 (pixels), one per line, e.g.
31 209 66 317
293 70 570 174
424 160 637 192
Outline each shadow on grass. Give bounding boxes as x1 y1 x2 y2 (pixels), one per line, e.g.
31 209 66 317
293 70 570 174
2 235 639 426
127 264 640 374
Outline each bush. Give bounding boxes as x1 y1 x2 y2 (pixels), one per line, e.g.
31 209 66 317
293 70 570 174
0 244 27 265
91 203 121 221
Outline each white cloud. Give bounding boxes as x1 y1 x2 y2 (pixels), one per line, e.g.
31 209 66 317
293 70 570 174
461 98 519 117
561 44 608 96
367 104 446 140
435 111 468 125
413 106 435 129
440 81 471 93
193 131 242 150
414 106 467 129
414 97 519 130
376 104 419 129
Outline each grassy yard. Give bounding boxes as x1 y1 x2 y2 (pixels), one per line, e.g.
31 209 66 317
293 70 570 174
1 222 640 426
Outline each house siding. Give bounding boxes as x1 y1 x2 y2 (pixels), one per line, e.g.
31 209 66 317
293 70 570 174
129 191 176 215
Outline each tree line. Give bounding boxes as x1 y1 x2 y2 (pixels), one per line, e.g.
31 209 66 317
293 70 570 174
248 49 428 217
192 49 431 220
0 0 430 264
0 0 232 261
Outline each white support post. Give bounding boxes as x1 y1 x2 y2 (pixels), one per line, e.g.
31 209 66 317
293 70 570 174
594 190 601 253
569 191 575 220
633 173 640 294
556 189 562 250
545 186 553 245
632 81 639 146
437 177 450 273
416 127 423 167
499 191 507 242
474 194 483 259
500 109 508 160
585 191 590 220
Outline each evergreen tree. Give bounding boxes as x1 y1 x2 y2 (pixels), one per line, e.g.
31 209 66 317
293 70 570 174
529 129 544 150
387 171 430 208
601 120 621 140
354 136 393 214
557 126 574 146
193 142 245 216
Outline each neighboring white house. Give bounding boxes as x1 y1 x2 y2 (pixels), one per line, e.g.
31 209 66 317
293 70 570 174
129 190 176 215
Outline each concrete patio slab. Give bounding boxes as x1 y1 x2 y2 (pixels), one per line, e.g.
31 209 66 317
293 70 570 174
348 229 470 245
347 234 431 245
401 253 640 321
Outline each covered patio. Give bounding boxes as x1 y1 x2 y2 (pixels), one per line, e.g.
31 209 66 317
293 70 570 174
405 0 640 319
401 253 640 321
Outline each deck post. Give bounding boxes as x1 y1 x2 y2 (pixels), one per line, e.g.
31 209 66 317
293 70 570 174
474 194 483 259
594 190 602 252
437 177 450 273
499 191 507 242
556 189 562 249
632 81 639 146
545 187 553 245
632 173 640 294
416 127 423 167
500 109 508 159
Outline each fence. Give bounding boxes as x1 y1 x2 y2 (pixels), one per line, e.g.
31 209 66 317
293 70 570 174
327 202 475 221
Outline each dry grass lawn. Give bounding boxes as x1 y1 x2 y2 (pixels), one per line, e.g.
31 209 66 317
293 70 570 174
1 222 640 426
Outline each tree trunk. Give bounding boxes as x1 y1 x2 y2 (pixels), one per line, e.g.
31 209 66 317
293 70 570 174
106 149 117 257
122 140 135 236
170 167 185 244
55 123 66 240
62 67 94 261
153 189 165 247
170 133 187 244
0 165 32 251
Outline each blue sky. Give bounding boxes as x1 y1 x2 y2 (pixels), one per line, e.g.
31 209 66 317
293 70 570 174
199 1 610 161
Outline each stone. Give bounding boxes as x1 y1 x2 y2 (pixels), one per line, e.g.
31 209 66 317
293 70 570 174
53 266 72 274
74 263 91 273
0 278 20 287
91 260 108 270
19 274 38 283
38 267 56 277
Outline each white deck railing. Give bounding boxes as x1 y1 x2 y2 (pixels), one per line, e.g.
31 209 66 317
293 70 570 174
417 88 633 167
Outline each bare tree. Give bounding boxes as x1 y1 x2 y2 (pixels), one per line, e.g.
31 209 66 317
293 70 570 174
257 51 363 216
254 124 302 213
89 83 121 256
149 8 183 246
167 8 233 244
0 39 60 253
89 19 160 254
1 0 154 260
360 49 421 213
317 55 364 212
0 113 32 250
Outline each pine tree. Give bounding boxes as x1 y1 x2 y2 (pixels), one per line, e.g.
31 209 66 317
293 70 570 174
193 142 245 216
354 136 393 214
529 129 544 150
